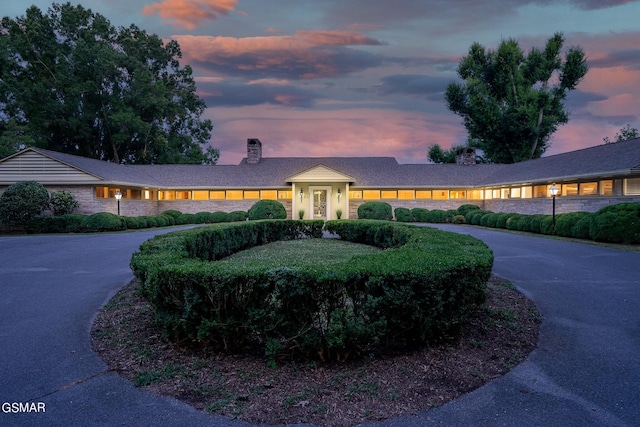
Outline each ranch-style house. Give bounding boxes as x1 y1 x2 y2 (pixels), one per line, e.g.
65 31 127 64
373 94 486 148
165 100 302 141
1 138 640 220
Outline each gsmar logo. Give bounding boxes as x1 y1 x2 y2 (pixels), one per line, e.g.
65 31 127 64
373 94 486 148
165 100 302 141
2 402 46 413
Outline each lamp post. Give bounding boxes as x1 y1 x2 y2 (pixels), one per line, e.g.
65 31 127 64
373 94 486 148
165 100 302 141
337 188 341 202
299 188 304 203
115 190 122 216
549 183 559 231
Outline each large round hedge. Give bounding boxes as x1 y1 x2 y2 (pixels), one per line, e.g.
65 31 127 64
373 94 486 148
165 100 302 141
0 181 50 227
248 200 287 220
131 220 493 362
357 201 392 220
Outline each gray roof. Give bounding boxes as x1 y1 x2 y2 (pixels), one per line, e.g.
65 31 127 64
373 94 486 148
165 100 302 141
7 137 640 189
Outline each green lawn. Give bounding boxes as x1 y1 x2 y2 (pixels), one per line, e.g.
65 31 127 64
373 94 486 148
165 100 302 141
218 238 381 269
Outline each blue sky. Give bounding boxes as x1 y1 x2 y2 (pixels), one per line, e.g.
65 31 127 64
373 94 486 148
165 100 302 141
3 0 640 164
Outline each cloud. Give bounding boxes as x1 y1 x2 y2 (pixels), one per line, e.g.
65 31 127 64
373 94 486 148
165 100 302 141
376 74 452 98
198 81 318 108
567 0 638 10
142 0 239 29
173 30 385 80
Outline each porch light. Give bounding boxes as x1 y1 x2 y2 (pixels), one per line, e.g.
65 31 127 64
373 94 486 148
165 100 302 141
549 183 559 230
300 188 304 202
115 190 122 216
337 188 341 202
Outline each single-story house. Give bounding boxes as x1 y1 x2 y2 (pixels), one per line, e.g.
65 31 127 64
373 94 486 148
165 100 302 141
1 138 640 219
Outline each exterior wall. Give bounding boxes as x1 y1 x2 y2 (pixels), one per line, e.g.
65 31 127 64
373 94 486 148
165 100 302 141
157 199 293 219
485 196 640 215
349 199 484 219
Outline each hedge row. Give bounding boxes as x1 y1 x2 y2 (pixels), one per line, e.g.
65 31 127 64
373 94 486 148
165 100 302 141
24 209 248 234
131 220 493 363
392 202 640 244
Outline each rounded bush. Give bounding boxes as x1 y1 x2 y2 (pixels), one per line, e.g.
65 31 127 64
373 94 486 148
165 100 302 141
193 211 213 224
0 181 50 227
484 213 499 228
145 216 159 227
496 213 513 229
539 216 555 235
357 201 392 220
589 211 640 243
176 213 194 225
595 202 640 215
451 214 466 224
426 209 448 223
210 211 229 223
479 213 493 227
571 214 592 239
49 190 79 216
161 210 182 219
248 200 287 220
456 204 480 216
81 212 124 231
506 214 523 230
528 215 546 234
555 212 590 237
394 207 413 222
228 211 247 222
411 208 430 222
517 215 533 232
124 216 140 229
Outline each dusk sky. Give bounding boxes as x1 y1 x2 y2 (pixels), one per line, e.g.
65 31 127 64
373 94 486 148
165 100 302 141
3 0 640 164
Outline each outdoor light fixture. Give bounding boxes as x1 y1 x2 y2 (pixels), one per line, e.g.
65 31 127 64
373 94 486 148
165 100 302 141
115 190 122 216
299 188 304 202
549 183 559 230
337 188 341 202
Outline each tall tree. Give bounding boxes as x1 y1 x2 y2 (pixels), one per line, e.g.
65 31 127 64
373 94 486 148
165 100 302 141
445 33 588 164
0 3 217 164
603 124 639 144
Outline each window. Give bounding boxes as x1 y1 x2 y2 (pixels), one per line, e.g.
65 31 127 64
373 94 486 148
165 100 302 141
261 190 277 200
349 191 363 199
415 190 432 199
398 190 415 200
363 190 380 200
533 185 547 198
158 191 175 200
226 190 243 200
625 178 640 195
600 180 613 195
484 189 493 200
500 188 510 199
244 190 259 199
209 190 226 200
433 190 449 200
192 190 209 200
95 186 109 198
579 182 598 196
521 186 532 198
468 190 484 200
510 187 521 198
278 190 292 200
562 183 578 196
450 190 466 199
126 189 141 200
176 191 190 200
381 190 397 199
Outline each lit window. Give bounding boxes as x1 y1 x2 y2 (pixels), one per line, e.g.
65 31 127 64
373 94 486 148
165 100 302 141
450 190 466 199
127 189 141 200
398 190 415 200
579 182 598 196
484 189 493 200
261 190 277 200
95 186 109 198
363 190 380 200
533 185 547 198
278 190 292 199
433 190 449 200
143 190 151 200
416 190 432 199
562 183 578 196
226 190 243 200
510 188 521 198
244 190 259 199
193 191 209 200
468 190 484 200
500 188 510 199
176 191 190 200
521 186 532 198
209 191 225 200
349 191 363 199
600 180 613 195
158 191 175 200
381 190 397 199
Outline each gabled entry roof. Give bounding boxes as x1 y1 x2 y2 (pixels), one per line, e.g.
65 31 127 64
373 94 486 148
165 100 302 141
286 165 355 183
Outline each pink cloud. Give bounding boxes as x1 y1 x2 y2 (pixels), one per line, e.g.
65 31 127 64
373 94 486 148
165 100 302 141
142 0 238 29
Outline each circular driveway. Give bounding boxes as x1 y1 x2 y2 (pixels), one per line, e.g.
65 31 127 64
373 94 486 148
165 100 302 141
1 226 639 426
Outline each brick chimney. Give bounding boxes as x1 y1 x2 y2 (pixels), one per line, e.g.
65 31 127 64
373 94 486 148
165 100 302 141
247 138 262 164
455 147 476 165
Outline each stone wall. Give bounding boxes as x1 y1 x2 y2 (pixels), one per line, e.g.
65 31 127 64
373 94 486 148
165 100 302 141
484 196 640 215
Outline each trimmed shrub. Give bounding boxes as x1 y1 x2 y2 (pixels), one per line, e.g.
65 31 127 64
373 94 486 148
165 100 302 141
132 220 492 362
469 210 490 225
506 214 523 230
193 211 214 224
394 207 413 222
426 209 448 223
496 213 513 229
451 214 466 224
210 211 229 223
228 211 248 222
144 216 159 227
456 204 480 216
161 210 182 219
411 208 430 222
571 214 592 239
81 212 125 232
357 201 393 220
516 215 533 232
49 190 79 216
0 181 50 227
539 216 555 235
124 216 141 229
589 211 640 243
248 200 287 220
595 202 640 215
528 215 546 234
484 213 499 228
25 214 86 233
176 213 194 225
479 213 493 227
555 212 591 238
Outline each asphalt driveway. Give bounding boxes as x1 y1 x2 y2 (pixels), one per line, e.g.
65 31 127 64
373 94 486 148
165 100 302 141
1 225 639 426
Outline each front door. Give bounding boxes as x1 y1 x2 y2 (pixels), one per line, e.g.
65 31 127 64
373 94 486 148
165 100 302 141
313 190 327 219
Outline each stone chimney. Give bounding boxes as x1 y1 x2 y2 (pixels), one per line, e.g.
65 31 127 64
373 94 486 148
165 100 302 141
455 147 476 165
247 138 262 164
